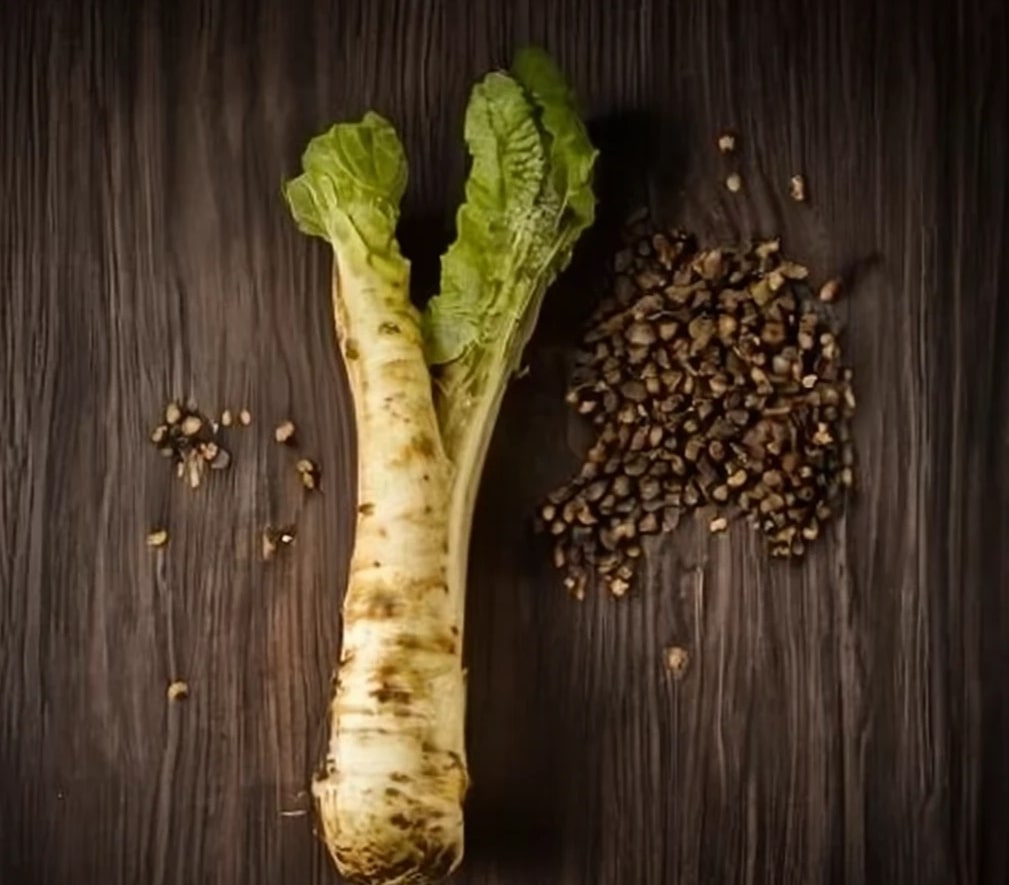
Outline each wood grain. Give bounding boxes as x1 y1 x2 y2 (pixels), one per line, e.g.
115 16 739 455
1 1 1007 883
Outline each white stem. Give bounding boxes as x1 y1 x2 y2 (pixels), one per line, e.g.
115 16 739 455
313 260 468 885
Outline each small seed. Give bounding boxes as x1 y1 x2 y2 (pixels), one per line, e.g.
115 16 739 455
275 420 297 444
717 132 736 154
655 320 679 341
553 544 567 569
151 425 169 444
717 314 738 341
625 456 649 477
727 469 748 488
780 261 809 280
296 458 320 489
239 409 252 426
165 402 182 425
725 173 742 193
180 415 202 437
819 278 841 302
147 528 169 548
187 456 202 489
220 409 233 427
788 174 807 202
639 477 662 501
167 681 189 702
626 322 657 346
610 577 630 597
639 512 659 534
709 516 728 533
665 645 690 679
620 380 648 403
802 374 818 389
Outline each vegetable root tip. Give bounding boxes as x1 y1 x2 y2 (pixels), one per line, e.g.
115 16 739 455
312 772 464 885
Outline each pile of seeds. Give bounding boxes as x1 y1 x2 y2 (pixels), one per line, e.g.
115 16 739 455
150 400 232 489
538 210 856 598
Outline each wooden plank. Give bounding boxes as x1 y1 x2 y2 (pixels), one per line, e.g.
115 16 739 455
0 0 1006 883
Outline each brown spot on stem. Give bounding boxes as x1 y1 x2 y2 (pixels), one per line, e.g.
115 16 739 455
385 787 402 798
408 433 437 459
372 685 410 704
389 772 410 783
389 814 410 830
358 502 374 516
378 321 401 335
344 339 359 360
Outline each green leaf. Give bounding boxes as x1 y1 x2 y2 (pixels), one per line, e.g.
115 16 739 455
283 111 409 283
422 47 598 369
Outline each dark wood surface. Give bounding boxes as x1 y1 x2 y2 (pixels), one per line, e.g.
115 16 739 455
2 1 1007 883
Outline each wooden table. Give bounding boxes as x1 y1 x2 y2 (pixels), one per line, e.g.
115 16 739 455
2 1 1006 883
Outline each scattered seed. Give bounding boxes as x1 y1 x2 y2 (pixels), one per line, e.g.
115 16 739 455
275 420 297 444
610 577 630 597
709 516 729 533
239 409 252 426
165 402 182 425
665 645 690 679
725 173 742 193
146 528 169 548
788 174 807 202
296 458 320 490
819 278 841 302
220 409 233 427
167 681 189 702
717 132 737 154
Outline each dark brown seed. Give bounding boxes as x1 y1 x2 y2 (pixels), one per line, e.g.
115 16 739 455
684 437 704 462
658 321 679 341
625 456 649 477
662 507 681 532
613 475 632 498
639 477 661 501
626 322 657 346
727 469 748 488
635 270 665 290
620 380 648 402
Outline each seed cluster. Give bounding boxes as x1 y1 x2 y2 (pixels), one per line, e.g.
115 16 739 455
538 210 856 598
150 400 232 488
